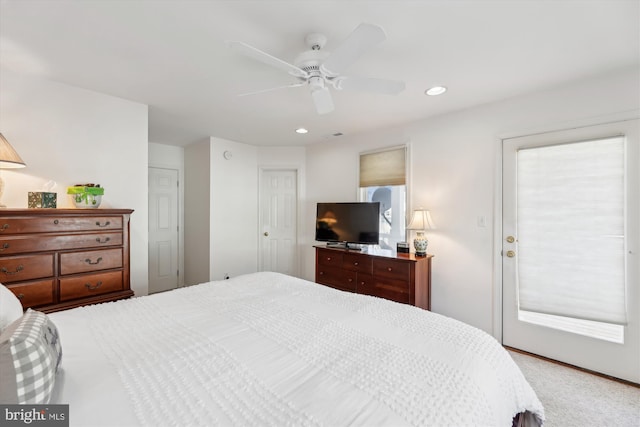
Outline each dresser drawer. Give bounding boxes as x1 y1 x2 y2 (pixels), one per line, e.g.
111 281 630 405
359 277 411 304
7 279 55 309
59 270 123 301
343 253 372 273
60 248 123 275
374 258 411 281
0 216 122 234
316 265 357 292
0 254 54 283
0 232 122 255
317 249 343 268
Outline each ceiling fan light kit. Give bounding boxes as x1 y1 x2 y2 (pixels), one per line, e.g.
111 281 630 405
228 23 405 115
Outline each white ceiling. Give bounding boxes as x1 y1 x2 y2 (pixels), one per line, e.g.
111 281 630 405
1 0 638 147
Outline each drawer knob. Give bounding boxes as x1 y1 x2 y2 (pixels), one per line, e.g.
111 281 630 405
387 267 393 271
326 257 331 261
1 265 24 275
319 271 324 275
96 237 111 244
96 221 111 227
54 219 59 225
0 243 9 251
85 281 103 291
0 224 8 232
348 278 353 282
84 257 103 265
353 262 358 266
16 293 24 300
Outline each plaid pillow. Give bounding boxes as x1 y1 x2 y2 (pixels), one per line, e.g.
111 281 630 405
0 309 62 404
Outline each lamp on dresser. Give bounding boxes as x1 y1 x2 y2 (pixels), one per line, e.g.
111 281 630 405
407 208 435 256
0 133 26 208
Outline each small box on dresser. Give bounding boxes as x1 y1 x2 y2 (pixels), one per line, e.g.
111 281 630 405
0 208 134 313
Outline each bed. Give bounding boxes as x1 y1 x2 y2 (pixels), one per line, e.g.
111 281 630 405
2 272 544 426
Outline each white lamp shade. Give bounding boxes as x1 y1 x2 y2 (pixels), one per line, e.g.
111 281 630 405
407 209 436 231
0 133 26 168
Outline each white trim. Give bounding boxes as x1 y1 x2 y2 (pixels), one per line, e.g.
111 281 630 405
148 165 184 288
494 109 640 343
498 109 640 141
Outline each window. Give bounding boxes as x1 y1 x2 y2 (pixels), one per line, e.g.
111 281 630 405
516 136 626 342
359 147 407 250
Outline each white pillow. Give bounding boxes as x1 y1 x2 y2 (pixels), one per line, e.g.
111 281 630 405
0 283 23 331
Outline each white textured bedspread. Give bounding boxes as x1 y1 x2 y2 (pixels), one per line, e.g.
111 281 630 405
50 272 544 426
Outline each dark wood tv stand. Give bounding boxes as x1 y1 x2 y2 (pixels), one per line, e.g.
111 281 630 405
314 245 432 310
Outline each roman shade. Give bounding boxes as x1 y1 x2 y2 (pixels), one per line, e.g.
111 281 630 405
516 136 627 325
359 146 406 187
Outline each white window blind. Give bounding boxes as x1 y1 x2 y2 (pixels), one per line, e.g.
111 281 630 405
359 147 406 187
517 136 627 325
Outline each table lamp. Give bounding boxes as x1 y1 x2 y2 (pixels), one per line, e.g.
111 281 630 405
406 208 435 256
0 133 26 208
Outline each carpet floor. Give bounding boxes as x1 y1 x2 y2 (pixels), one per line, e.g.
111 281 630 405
509 350 640 427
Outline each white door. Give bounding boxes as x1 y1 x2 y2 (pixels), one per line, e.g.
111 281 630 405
148 167 179 294
502 119 640 383
259 169 297 276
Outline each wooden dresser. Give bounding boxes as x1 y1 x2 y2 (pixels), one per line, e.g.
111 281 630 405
315 246 432 310
0 208 134 313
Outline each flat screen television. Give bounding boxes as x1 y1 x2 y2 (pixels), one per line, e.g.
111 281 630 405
315 202 380 246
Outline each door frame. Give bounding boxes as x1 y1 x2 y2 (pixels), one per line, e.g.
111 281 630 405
493 109 640 342
258 165 302 277
148 164 184 289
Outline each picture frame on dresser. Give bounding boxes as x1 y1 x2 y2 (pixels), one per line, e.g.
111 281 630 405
0 208 134 313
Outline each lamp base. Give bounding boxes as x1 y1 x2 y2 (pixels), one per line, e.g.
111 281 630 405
413 231 428 257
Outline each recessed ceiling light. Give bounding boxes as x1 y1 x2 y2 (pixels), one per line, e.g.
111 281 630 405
425 86 447 96
295 128 308 134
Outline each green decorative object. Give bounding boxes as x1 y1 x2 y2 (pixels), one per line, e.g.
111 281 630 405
67 185 104 208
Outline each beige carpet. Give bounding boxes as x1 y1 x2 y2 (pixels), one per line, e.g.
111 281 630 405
509 351 640 427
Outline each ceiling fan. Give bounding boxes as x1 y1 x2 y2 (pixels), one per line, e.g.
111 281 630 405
227 23 405 115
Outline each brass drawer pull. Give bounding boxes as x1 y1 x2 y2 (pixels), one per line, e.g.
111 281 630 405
0 224 9 232
0 243 9 251
96 221 111 227
85 257 103 265
85 281 103 291
1 265 24 275
96 237 111 244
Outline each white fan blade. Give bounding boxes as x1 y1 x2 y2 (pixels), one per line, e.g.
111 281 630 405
238 82 306 97
311 87 334 115
226 40 308 78
335 76 405 95
320 23 386 76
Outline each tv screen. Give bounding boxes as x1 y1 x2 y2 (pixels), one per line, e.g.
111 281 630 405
315 202 380 245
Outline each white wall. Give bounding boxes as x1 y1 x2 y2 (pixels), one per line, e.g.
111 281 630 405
305 66 640 334
184 140 211 285
0 69 149 296
209 137 259 280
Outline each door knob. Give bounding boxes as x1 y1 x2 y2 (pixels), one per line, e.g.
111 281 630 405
263 232 269 236
506 236 515 243
506 250 516 258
